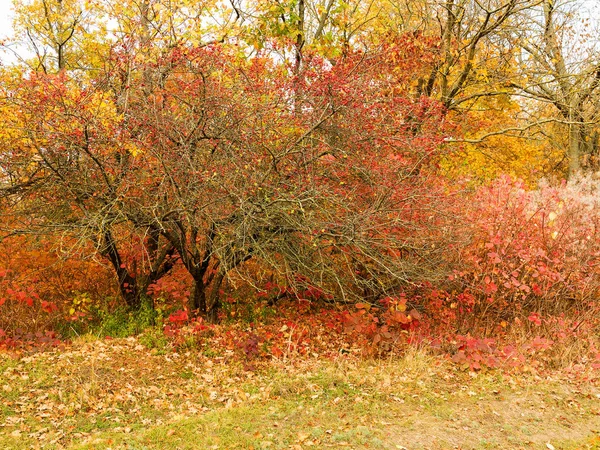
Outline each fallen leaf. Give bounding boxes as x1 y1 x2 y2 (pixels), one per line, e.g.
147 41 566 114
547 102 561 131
297 431 309 442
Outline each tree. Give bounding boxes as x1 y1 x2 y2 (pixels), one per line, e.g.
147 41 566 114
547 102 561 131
366 0 535 110
11 0 108 72
111 44 459 320
0 71 176 309
355 0 563 179
512 0 600 175
2 0 243 309
0 41 457 320
441 94 565 183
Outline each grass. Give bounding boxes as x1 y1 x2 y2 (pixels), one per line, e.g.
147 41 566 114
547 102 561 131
57 303 164 340
1 338 600 449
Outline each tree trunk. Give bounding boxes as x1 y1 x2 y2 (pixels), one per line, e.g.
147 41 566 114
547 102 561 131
190 280 208 316
119 278 141 309
568 118 582 177
206 269 225 323
102 229 143 309
102 227 175 310
293 0 305 115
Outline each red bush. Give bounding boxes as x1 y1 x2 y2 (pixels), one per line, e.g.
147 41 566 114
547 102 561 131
369 176 600 338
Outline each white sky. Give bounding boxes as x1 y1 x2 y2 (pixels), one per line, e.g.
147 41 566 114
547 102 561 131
0 0 12 39
0 0 15 65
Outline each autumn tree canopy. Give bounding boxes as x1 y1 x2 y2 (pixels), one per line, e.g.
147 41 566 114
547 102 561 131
1 0 599 321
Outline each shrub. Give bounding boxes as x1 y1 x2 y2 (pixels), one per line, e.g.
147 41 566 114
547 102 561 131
439 175 600 332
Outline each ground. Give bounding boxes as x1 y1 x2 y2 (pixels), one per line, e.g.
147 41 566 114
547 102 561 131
1 336 600 450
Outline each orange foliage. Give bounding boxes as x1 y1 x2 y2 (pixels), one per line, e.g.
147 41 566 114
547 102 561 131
0 234 117 335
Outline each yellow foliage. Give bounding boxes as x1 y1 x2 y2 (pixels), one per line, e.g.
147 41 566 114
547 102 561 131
441 135 564 186
12 0 109 73
441 96 565 185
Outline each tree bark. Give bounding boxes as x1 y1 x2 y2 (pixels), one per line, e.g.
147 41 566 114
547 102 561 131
190 280 208 315
102 229 142 309
206 269 226 323
568 116 582 176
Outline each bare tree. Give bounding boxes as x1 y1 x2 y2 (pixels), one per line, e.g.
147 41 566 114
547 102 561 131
24 43 456 320
388 0 538 110
10 0 107 73
511 0 600 175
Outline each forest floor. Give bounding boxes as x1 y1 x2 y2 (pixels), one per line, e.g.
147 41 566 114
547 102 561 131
1 335 600 450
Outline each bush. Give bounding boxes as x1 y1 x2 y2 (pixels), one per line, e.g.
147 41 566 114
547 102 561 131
0 234 117 343
437 175 600 332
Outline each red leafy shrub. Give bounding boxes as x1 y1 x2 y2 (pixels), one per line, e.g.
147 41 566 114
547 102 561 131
0 234 117 338
445 334 556 371
0 328 64 351
340 176 600 369
146 262 192 308
442 176 600 332
159 298 350 363
342 296 423 355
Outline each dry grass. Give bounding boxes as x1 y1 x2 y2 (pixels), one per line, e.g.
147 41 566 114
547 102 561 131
1 335 600 449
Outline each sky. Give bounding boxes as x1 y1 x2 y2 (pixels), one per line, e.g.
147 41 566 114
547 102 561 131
0 0 12 39
0 0 14 64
